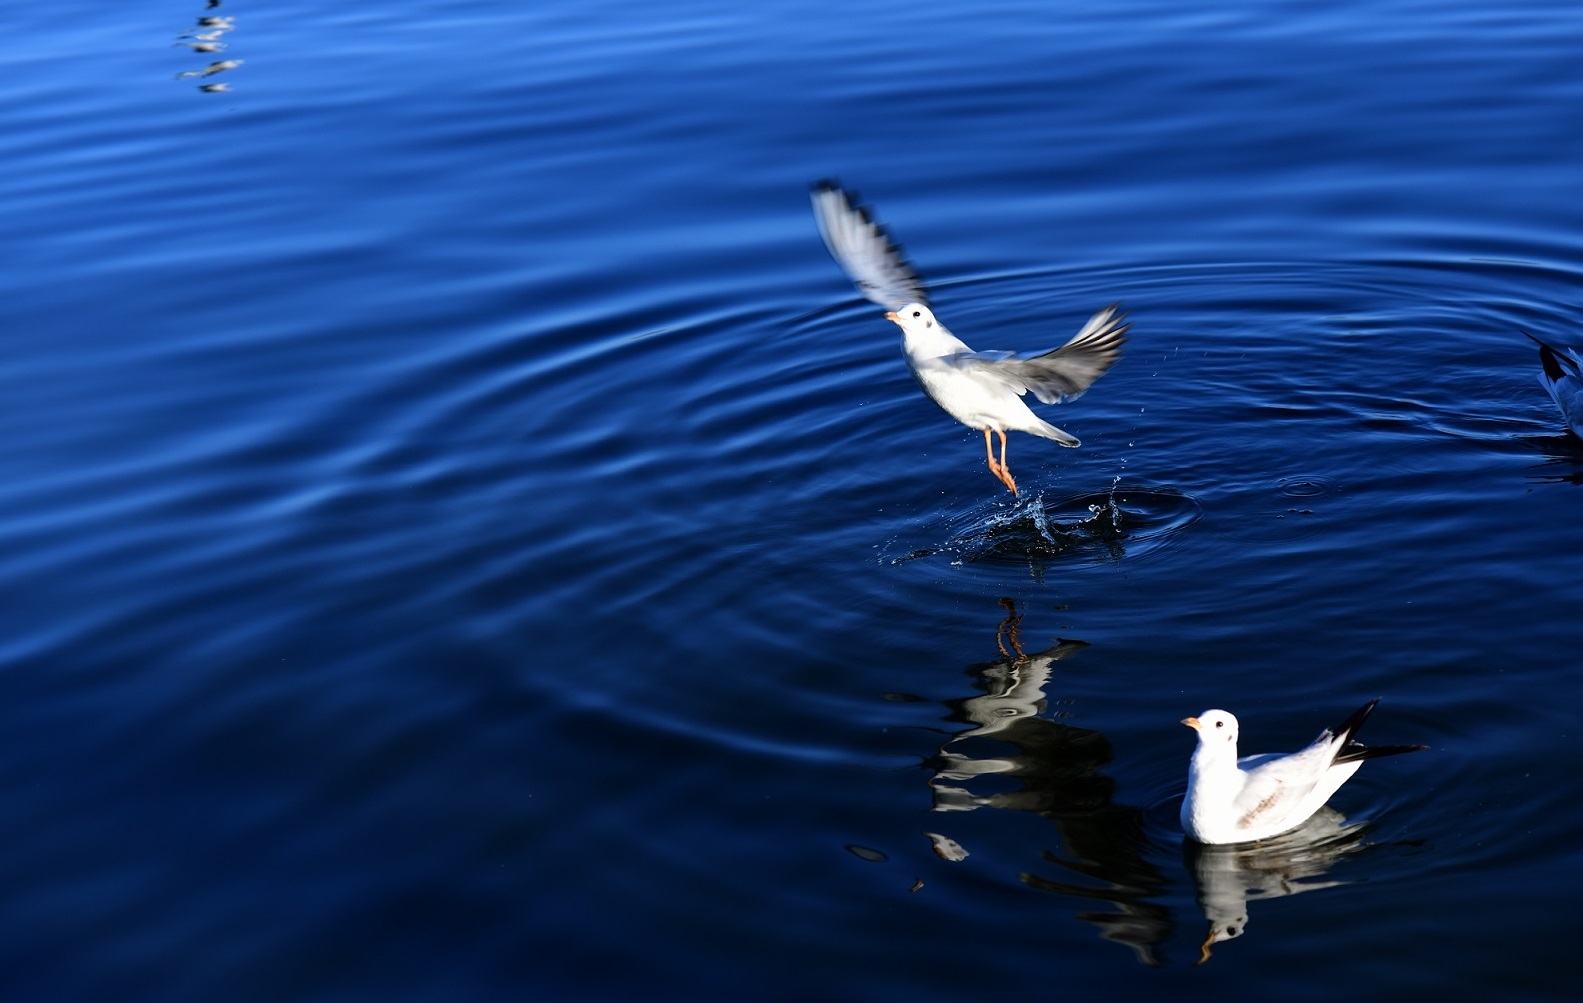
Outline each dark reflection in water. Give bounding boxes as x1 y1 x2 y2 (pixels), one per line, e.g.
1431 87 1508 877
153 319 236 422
924 599 1171 965
174 1 242 90
921 600 1420 968
1521 434 1583 485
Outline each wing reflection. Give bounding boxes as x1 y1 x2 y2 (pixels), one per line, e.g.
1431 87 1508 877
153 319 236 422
1184 808 1368 964
918 599 1402 968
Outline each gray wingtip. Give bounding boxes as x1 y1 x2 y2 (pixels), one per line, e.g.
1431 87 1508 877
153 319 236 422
808 178 929 310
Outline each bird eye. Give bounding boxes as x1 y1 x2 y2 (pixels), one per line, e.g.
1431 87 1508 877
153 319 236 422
911 310 921 318
1214 720 1224 729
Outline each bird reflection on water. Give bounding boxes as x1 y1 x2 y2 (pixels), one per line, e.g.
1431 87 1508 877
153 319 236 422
173 1 243 89
920 600 1408 967
925 599 1172 965
1521 433 1583 486
1184 808 1370 964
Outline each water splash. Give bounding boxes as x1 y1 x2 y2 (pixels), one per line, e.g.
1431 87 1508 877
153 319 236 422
891 483 1201 569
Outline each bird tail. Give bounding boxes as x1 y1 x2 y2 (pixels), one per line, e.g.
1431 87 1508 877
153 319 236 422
1324 698 1430 764
1339 742 1431 762
1023 418 1080 448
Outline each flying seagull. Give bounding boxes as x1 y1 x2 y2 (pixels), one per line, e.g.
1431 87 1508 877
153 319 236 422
810 180 1125 495
1180 699 1426 845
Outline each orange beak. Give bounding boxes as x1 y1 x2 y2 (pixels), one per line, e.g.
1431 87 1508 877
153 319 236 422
1181 716 1201 730
884 311 900 323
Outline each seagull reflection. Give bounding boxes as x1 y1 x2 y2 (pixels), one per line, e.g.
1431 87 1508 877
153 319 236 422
174 2 242 90
1184 807 1369 964
925 599 1172 966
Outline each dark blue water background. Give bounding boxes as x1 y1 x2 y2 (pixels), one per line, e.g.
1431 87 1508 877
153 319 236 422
4 0 1583 998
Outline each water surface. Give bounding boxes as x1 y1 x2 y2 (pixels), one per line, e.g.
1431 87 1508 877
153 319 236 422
4 0 1583 999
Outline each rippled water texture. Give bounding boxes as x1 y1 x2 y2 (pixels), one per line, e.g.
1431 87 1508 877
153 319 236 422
4 0 1583 999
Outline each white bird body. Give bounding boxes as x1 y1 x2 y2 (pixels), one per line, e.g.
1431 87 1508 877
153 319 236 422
1180 700 1425 845
811 181 1124 494
892 301 1109 447
1528 331 1583 438
911 354 1069 442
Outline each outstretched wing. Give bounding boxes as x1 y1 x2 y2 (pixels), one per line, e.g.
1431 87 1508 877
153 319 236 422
942 304 1127 404
810 180 928 311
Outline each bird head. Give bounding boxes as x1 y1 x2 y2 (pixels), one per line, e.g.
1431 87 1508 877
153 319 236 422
1182 709 1239 747
883 303 936 333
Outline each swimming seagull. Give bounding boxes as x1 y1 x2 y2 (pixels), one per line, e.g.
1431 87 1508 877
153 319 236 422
810 180 1126 495
1526 331 1583 439
1180 699 1426 845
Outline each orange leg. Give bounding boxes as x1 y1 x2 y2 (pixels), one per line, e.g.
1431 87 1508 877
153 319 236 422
982 429 1018 494
995 428 1017 495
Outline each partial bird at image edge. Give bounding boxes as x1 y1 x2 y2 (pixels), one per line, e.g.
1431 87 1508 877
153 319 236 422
1526 330 1583 439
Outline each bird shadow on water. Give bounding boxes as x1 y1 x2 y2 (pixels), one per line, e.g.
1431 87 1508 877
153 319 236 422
887 480 1201 573
910 600 1424 968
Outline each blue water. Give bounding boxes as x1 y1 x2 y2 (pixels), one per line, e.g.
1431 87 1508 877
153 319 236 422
5 0 1583 998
